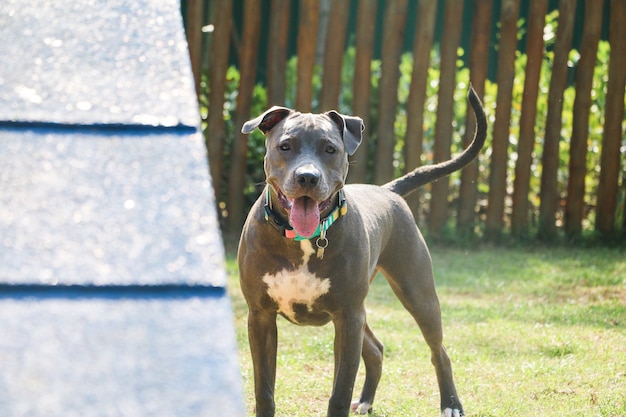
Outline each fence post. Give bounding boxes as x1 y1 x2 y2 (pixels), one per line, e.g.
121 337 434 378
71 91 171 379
206 0 233 202
538 0 576 241
348 0 377 184
485 0 520 239
565 0 605 239
404 0 438 218
185 0 205 98
295 0 319 112
226 0 261 233
319 0 350 111
596 0 626 238
428 0 466 236
374 0 408 185
267 0 291 107
511 0 548 238
458 0 494 236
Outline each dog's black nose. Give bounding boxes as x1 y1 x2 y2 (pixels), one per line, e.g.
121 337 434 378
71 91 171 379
295 167 320 187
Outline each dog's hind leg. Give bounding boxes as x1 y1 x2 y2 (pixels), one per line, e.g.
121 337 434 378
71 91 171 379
379 240 464 416
351 322 383 414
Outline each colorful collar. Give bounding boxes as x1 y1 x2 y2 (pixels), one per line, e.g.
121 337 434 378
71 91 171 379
264 187 347 242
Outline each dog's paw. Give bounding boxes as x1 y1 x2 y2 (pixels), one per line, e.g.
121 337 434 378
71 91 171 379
441 408 463 417
350 400 372 414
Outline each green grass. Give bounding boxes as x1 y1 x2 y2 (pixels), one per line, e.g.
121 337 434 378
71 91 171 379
226 246 626 416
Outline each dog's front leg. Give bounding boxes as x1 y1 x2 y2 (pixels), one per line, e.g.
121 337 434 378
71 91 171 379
248 309 278 417
327 311 366 417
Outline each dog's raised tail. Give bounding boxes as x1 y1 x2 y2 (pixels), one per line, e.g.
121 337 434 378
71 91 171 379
383 86 487 198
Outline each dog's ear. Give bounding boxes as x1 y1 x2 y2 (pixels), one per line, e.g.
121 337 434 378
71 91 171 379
326 111 364 156
241 106 292 135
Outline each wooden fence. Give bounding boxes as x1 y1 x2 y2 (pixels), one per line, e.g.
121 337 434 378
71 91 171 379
185 0 626 242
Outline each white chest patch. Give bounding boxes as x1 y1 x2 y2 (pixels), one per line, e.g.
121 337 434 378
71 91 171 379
262 240 331 323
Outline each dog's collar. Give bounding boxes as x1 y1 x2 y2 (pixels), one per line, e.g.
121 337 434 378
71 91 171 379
264 186 347 243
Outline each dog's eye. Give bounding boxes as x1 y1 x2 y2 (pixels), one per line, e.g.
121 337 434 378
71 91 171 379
325 145 336 154
278 142 290 151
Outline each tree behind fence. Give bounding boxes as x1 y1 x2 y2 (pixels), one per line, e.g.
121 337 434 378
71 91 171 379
185 0 626 243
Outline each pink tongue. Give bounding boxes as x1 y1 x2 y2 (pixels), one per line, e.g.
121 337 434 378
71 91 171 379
289 196 320 238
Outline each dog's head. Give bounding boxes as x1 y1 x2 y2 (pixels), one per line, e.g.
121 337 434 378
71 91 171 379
242 107 363 237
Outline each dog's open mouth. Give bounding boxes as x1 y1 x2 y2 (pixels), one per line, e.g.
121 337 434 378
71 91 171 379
274 186 333 238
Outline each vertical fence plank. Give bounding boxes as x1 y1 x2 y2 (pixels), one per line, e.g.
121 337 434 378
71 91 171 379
428 0 466 235
565 0 605 239
319 0 350 111
185 0 205 98
457 0 494 235
404 0 438 217
538 0 577 240
405 0 438 174
511 0 548 237
596 0 626 238
267 0 291 106
374 0 408 184
206 0 233 201
348 0 377 184
485 0 520 239
295 0 319 112
226 0 261 233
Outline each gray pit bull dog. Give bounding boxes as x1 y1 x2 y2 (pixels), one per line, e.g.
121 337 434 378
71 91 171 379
239 87 487 417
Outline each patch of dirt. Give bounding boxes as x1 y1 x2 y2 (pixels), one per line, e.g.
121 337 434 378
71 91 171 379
552 285 626 305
